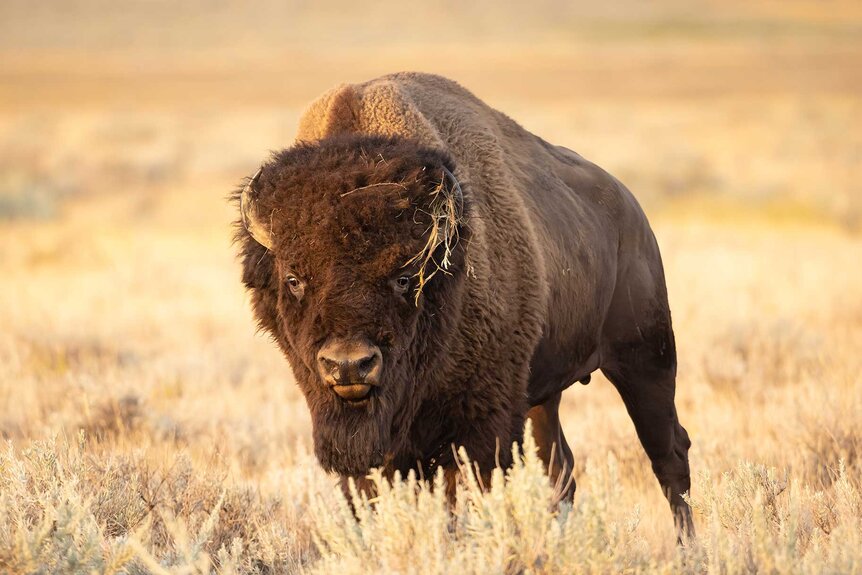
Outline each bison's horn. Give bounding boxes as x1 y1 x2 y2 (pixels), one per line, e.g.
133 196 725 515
240 168 273 250
441 166 464 214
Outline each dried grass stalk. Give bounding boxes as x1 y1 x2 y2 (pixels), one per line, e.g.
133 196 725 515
340 182 408 198
403 169 461 305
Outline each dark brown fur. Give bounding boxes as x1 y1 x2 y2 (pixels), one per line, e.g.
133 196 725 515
234 72 694 540
234 135 481 478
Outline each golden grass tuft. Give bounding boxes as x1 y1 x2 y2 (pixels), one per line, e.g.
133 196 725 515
403 169 461 305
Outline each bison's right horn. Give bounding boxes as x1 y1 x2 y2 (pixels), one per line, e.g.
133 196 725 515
240 168 273 250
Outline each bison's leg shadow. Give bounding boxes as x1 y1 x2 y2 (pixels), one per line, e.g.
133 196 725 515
526 391 577 502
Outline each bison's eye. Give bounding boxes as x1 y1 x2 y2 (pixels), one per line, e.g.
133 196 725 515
285 275 305 300
392 275 412 296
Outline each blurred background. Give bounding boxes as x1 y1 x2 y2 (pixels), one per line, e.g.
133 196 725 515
2 0 860 225
1 0 861 561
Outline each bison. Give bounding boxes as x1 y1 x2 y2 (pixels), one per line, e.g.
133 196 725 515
234 72 693 539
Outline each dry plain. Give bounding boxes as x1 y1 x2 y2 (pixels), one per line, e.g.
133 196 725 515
1 2 861 573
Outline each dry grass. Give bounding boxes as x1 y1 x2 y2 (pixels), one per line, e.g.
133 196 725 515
1 1 862 573
403 168 462 304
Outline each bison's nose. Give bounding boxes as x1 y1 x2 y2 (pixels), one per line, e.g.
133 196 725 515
316 340 382 401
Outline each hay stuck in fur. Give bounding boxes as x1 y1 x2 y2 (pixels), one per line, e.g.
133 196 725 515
403 169 462 305
340 181 408 198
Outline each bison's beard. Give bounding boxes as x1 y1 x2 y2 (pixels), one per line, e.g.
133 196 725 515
309 393 399 477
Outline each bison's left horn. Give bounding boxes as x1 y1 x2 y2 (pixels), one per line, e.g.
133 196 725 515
240 168 273 250
441 166 464 215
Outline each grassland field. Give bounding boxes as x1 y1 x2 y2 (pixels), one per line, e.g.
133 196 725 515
1 2 861 573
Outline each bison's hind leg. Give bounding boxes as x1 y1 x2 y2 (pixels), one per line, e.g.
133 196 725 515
601 330 694 542
600 262 694 542
527 392 577 502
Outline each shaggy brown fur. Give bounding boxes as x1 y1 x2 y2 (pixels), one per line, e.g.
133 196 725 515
234 72 693 540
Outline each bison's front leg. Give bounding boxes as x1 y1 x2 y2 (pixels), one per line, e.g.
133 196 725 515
338 474 377 505
338 466 477 510
526 392 576 502
431 414 526 504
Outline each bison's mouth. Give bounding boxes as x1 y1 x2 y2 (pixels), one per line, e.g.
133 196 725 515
332 382 376 407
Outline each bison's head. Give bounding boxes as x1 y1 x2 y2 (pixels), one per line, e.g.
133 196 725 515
234 135 469 476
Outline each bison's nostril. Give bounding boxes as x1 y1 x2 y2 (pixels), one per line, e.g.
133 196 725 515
356 354 377 375
319 356 339 375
